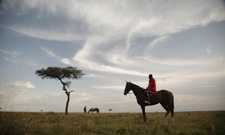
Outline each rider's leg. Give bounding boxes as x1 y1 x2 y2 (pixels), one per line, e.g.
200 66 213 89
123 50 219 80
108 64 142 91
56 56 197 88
145 92 151 104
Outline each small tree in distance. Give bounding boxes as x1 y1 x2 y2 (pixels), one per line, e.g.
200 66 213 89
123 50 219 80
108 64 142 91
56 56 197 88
108 109 113 113
35 66 85 114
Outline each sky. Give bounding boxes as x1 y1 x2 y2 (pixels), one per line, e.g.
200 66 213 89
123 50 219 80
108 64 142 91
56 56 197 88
0 0 225 113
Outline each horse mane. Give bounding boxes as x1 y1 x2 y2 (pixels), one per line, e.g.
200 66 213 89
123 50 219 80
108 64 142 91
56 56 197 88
130 82 145 92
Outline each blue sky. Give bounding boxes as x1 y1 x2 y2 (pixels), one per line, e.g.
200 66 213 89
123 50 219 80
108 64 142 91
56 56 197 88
0 0 225 113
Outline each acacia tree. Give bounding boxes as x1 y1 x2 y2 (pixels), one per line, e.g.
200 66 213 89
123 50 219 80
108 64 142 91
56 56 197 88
35 66 84 114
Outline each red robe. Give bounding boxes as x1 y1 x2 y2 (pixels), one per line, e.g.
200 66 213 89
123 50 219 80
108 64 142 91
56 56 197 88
147 78 156 93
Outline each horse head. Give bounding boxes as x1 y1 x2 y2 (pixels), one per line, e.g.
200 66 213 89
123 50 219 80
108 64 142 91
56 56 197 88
124 81 132 95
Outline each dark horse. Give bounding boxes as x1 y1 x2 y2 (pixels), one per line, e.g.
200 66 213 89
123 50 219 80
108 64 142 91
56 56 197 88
124 82 174 122
88 108 100 113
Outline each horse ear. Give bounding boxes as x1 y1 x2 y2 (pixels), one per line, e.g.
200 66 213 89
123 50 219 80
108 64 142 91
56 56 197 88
126 81 128 83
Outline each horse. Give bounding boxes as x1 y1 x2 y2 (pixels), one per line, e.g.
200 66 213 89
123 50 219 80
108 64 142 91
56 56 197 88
88 108 100 113
124 82 174 122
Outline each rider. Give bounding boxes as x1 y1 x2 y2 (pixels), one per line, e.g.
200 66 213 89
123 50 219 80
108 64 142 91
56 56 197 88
145 74 157 104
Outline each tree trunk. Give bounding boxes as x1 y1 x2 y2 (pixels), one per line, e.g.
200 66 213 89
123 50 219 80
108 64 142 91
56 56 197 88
65 92 70 114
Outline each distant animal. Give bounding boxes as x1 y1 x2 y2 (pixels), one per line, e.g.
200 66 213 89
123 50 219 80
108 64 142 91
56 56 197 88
88 108 100 113
124 82 174 122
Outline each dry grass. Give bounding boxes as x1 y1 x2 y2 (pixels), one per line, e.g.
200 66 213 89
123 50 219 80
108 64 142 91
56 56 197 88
0 111 225 135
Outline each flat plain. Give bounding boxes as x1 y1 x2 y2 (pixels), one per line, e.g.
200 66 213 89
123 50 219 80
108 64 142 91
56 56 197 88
0 111 225 135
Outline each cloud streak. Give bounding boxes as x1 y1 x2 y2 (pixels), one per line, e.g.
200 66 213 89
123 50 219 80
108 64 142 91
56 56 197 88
7 26 85 42
9 81 35 90
41 47 58 58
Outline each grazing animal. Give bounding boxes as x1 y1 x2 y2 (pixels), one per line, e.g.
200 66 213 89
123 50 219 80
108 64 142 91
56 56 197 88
124 82 174 122
88 108 100 113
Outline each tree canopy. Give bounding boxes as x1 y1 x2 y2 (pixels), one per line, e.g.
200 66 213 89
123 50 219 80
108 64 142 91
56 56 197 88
35 66 84 80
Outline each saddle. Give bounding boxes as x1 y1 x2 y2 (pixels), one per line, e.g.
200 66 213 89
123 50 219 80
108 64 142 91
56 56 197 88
144 90 157 104
145 89 156 95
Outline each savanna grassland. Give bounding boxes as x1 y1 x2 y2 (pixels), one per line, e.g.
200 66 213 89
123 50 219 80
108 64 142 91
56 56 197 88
0 111 225 135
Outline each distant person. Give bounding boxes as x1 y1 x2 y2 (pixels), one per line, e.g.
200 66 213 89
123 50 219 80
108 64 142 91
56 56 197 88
145 74 157 104
84 106 86 113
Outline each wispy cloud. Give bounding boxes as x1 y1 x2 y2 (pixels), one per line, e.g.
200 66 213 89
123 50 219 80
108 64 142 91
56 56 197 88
87 74 107 79
9 81 35 90
40 47 58 58
0 48 38 67
7 26 85 42
0 48 21 63
145 35 170 53
0 48 20 57
206 45 213 54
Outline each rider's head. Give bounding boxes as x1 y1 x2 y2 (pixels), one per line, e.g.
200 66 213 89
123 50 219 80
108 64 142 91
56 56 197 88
149 74 153 79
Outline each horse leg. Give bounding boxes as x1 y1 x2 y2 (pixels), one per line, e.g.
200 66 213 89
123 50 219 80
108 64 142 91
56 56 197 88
171 109 174 117
171 97 174 117
141 105 146 122
160 102 169 118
